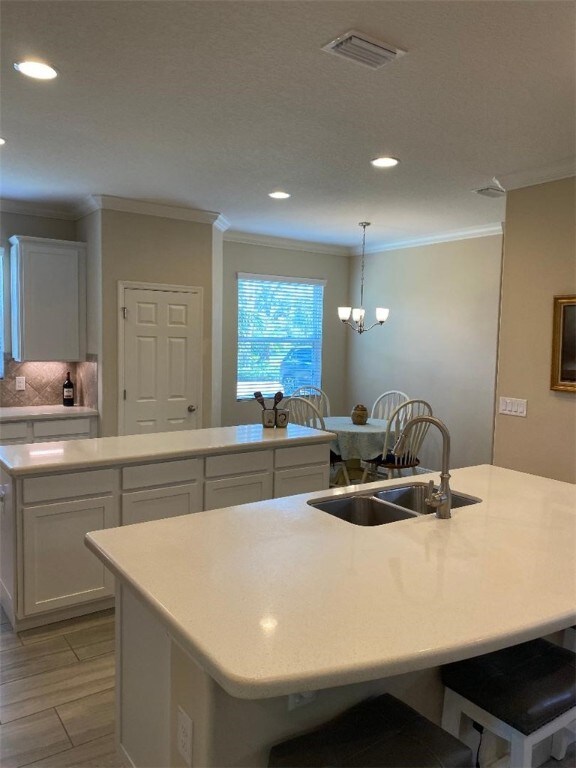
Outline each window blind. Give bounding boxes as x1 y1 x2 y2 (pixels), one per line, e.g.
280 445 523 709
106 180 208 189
237 274 324 399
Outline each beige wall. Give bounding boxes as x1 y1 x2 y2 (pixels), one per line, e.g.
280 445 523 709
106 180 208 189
99 210 214 436
347 235 503 470
493 177 576 483
221 239 350 426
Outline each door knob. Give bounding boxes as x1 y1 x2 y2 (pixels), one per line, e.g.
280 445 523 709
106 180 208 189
187 405 196 412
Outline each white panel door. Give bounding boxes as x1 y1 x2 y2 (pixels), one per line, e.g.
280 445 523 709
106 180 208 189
122 287 202 435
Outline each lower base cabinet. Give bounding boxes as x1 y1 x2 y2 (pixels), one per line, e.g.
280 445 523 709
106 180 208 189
205 473 273 511
2 439 331 629
23 495 118 615
122 483 201 525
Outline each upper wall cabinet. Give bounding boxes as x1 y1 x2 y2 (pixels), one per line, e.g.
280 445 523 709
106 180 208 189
10 236 87 362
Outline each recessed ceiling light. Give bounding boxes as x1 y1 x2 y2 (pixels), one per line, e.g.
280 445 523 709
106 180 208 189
371 156 399 168
14 60 58 80
269 191 291 199
0 138 5 146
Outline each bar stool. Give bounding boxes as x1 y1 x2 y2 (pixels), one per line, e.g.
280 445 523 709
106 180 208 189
441 639 576 768
269 692 473 767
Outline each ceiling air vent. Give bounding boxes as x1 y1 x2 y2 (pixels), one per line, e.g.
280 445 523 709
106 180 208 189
322 30 406 69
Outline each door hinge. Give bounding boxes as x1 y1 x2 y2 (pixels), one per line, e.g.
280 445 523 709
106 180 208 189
123 389 127 400
121 306 127 319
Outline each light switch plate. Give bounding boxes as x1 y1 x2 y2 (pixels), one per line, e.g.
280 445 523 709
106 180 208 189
499 397 527 417
15 376 26 391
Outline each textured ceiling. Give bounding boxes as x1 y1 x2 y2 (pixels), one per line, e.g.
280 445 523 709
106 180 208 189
0 0 574 249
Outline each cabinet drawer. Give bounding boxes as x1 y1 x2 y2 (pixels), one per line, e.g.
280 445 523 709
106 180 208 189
122 459 201 490
0 422 29 441
23 469 116 504
33 418 91 438
205 450 272 478
275 444 329 469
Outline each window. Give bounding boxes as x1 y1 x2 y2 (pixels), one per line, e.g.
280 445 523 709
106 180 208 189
237 273 325 399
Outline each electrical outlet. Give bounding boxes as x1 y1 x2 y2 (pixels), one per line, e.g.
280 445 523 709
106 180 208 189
288 691 317 711
15 376 26 391
177 706 193 767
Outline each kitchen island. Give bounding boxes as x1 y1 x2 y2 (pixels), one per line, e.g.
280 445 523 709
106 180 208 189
86 464 576 768
0 424 333 631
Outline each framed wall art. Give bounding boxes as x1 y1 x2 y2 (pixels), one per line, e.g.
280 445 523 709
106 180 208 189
551 295 576 392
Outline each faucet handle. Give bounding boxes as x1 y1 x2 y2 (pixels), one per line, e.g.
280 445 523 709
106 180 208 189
425 479 446 511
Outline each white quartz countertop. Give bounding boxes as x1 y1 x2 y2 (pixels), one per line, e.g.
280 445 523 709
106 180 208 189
86 464 576 700
0 405 99 423
0 423 334 476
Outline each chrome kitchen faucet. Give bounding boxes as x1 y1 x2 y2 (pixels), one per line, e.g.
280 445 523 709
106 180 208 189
393 416 453 519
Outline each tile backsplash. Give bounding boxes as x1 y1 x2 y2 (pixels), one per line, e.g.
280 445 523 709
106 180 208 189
0 358 98 408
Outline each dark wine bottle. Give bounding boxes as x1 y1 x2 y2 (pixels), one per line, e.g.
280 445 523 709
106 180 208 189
63 371 74 407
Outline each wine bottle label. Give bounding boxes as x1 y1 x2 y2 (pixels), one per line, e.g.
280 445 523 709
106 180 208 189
63 388 74 398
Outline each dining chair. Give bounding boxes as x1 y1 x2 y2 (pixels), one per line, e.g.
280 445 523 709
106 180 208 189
284 397 349 486
291 386 331 417
361 399 433 483
370 390 410 420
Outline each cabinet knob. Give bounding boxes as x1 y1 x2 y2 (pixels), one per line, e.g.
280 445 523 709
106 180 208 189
187 405 197 413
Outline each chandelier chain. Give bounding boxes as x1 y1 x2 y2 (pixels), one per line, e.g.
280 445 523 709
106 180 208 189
359 221 370 307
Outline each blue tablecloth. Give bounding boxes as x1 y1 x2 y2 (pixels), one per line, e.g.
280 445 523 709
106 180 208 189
324 416 388 461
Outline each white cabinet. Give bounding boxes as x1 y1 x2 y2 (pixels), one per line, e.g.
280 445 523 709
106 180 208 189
0 415 98 446
9 236 86 361
8 468 119 623
23 495 118 615
204 450 273 510
274 444 330 498
121 458 202 525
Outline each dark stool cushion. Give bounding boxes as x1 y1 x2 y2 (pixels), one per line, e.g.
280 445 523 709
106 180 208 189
268 693 473 767
441 639 576 735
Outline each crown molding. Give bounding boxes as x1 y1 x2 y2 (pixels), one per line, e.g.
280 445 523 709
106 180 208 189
74 195 224 225
0 198 77 220
224 230 350 256
364 223 503 254
498 159 575 191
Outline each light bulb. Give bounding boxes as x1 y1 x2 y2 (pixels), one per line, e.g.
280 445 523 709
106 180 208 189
351 308 365 323
338 307 352 321
371 156 399 168
375 307 390 323
14 61 58 80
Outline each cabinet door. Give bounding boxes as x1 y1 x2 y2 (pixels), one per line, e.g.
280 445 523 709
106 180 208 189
122 483 201 526
10 236 86 362
274 464 330 498
22 495 118 616
204 473 272 511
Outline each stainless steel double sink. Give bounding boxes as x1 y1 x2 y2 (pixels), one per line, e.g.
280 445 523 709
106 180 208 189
307 482 481 526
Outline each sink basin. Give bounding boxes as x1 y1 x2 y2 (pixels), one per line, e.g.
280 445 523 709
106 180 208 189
374 483 481 513
310 495 417 526
308 481 481 526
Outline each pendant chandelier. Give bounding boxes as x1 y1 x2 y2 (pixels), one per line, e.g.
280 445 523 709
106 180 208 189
338 222 390 334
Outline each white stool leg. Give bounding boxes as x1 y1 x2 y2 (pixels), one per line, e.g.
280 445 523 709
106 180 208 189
509 733 532 768
442 688 463 739
551 720 576 760
551 729 570 760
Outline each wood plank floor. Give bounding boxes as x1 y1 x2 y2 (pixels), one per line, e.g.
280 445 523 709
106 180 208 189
0 607 121 768
1 606 575 767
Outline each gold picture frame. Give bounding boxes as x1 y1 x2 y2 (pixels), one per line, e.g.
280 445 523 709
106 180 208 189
551 295 576 392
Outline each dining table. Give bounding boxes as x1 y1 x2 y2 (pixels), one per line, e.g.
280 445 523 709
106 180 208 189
324 415 389 462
